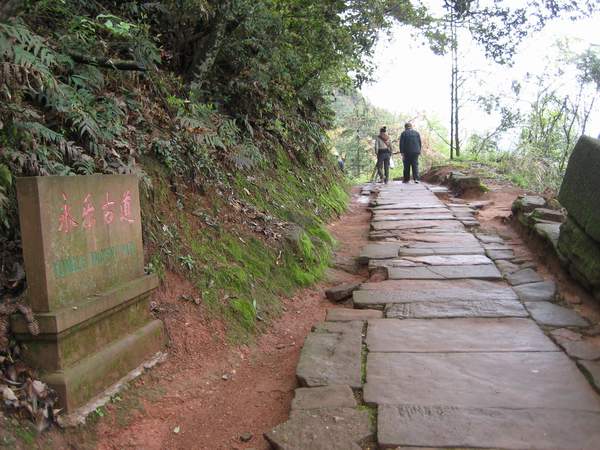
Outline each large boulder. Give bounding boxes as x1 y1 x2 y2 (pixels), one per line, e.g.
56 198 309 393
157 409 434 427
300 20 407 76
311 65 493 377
558 136 600 242
558 217 600 290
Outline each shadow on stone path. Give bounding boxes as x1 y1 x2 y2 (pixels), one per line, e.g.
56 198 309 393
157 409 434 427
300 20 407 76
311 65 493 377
266 182 600 450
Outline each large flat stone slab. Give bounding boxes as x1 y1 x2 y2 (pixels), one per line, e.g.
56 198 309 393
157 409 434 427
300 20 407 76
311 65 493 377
550 329 600 362
265 407 372 450
296 321 362 388
372 203 444 211
371 220 464 232
373 207 448 217
396 232 479 246
526 302 589 327
378 404 600 450
513 280 557 302
398 246 485 256
354 280 518 308
359 243 401 263
366 318 557 353
387 264 502 281
506 268 544 286
378 254 493 267
372 212 455 221
386 299 528 319
326 308 383 322
291 385 357 410
364 352 600 410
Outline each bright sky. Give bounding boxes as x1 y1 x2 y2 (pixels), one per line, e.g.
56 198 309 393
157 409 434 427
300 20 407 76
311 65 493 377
361 6 600 147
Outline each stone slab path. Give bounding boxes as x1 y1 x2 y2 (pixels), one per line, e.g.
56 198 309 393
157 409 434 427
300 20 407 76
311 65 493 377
267 182 600 450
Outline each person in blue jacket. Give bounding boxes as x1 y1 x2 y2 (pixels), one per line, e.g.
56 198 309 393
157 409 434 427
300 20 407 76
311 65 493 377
399 122 422 183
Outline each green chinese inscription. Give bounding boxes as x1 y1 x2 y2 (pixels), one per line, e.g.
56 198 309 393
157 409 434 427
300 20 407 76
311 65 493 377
52 242 137 278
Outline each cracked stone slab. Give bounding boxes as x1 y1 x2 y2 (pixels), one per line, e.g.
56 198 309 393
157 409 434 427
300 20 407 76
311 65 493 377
366 318 556 353
371 220 465 232
395 232 480 246
525 302 589 327
495 259 521 275
291 386 357 410
372 202 444 210
385 254 493 266
378 404 600 450
398 246 485 256
326 308 383 322
550 329 600 360
579 360 600 390
296 321 362 388
265 407 372 450
371 213 455 221
369 255 493 271
354 279 518 307
513 280 557 302
364 352 600 410
359 243 401 263
387 264 502 281
475 233 505 244
486 249 515 260
385 299 528 319
373 207 448 217
506 268 544 286
482 242 512 251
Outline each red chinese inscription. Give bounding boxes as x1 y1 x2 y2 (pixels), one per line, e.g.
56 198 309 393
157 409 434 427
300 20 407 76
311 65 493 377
120 190 134 223
81 194 96 229
102 192 116 225
58 193 78 233
58 190 134 234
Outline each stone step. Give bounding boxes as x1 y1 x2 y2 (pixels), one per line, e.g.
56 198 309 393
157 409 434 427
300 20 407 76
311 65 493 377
385 299 528 319
353 279 518 308
386 264 502 281
366 318 557 353
296 321 363 389
265 407 373 450
378 404 600 450
364 352 600 411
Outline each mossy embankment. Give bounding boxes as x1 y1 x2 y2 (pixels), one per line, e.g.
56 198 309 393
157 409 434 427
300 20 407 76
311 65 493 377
141 149 348 341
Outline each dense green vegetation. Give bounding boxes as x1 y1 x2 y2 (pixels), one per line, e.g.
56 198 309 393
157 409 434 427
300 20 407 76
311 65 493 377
0 0 432 334
1 0 598 330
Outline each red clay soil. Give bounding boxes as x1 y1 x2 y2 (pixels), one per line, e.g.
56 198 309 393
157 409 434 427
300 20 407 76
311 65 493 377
92 187 371 450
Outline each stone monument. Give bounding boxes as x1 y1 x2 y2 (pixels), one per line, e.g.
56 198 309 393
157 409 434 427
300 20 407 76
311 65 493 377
12 175 165 412
558 135 600 300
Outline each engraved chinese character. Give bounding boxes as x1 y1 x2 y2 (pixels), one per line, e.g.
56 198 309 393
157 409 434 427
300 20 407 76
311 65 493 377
58 193 78 233
120 190 134 223
81 193 96 229
102 192 116 224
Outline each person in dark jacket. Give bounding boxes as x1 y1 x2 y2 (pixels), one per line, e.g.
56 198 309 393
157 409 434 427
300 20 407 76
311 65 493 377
399 122 422 183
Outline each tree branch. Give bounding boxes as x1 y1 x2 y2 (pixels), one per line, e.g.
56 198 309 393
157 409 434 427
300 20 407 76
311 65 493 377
68 52 147 72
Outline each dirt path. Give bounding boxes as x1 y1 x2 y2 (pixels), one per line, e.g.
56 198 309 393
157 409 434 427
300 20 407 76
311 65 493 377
92 187 371 450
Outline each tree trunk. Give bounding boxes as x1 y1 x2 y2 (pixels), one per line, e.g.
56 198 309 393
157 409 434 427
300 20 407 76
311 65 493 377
452 19 460 157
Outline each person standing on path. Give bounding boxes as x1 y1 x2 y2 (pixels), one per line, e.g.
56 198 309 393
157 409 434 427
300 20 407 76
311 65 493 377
399 122 422 183
374 126 391 183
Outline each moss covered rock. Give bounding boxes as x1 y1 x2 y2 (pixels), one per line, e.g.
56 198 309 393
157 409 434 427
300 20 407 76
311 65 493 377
558 136 600 243
558 217 600 289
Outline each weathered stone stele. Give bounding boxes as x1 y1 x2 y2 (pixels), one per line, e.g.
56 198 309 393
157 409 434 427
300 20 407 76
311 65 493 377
13 175 165 412
558 136 600 242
